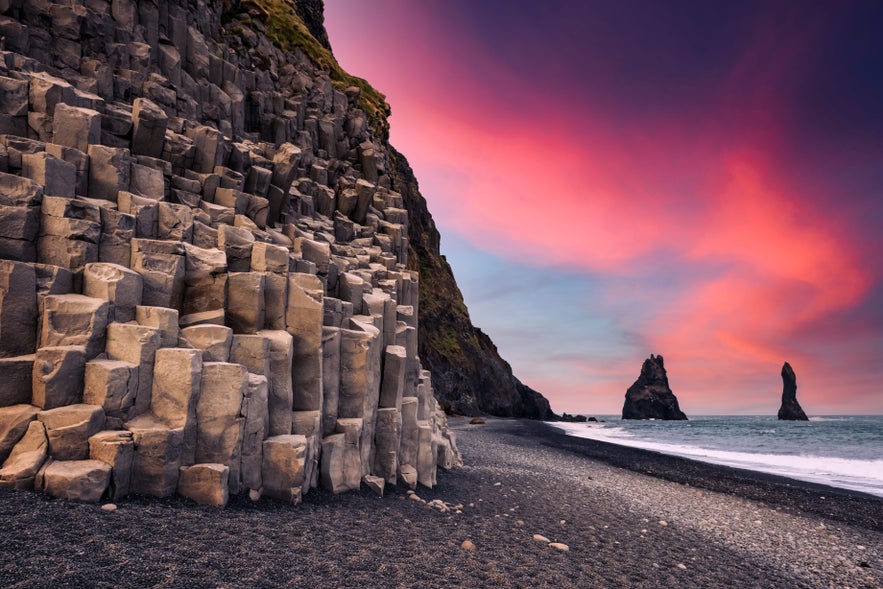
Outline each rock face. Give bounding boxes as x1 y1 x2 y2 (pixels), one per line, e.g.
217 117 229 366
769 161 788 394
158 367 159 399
622 355 687 420
0 0 468 506
777 362 808 421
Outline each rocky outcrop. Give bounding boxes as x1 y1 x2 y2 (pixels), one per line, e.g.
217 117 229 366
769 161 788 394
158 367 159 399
0 0 464 506
622 354 687 420
777 362 808 421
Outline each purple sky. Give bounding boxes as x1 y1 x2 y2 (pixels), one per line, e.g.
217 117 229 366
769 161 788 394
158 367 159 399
324 0 883 415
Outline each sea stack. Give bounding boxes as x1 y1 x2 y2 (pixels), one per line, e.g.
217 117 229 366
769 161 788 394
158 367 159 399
622 355 688 420
777 362 809 421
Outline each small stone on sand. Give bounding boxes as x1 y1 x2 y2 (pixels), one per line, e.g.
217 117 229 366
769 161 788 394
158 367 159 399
101 504 117 512
461 540 476 551
533 534 550 543
549 543 569 552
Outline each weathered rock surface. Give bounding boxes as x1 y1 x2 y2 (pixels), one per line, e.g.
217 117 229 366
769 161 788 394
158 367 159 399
777 362 809 421
622 354 688 420
0 0 485 509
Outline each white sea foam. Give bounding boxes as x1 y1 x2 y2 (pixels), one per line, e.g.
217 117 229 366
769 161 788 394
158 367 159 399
553 421 883 498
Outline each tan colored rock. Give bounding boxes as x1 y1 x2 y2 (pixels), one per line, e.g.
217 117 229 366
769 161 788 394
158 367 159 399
0 355 36 407
105 322 161 417
32 345 86 410
23 151 76 197
83 263 143 323
40 294 109 359
257 330 294 436
181 324 233 362
0 420 47 490
240 373 268 493
417 422 437 488
197 362 245 494
218 224 254 272
178 463 229 507
251 242 289 274
38 404 105 461
379 345 406 409
363 474 384 497
53 103 101 152
261 434 306 504
131 97 168 158
373 408 401 486
179 309 226 328
88 430 134 500
286 274 323 412
0 404 39 464
0 260 38 358
125 413 183 497
83 359 138 427
151 348 202 466
226 272 265 334
398 463 417 490
334 418 363 491
230 335 270 375
38 459 111 502
135 306 179 348
291 410 321 437
130 239 185 309
87 144 131 202
321 327 340 437
118 191 158 238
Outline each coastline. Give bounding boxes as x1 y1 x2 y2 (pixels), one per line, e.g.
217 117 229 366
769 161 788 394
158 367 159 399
537 420 883 531
1 418 880 588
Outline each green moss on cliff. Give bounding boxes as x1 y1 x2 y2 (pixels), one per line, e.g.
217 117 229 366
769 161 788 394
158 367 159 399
249 0 390 136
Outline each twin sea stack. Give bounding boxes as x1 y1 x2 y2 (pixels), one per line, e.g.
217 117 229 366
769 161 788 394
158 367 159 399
621 354 687 420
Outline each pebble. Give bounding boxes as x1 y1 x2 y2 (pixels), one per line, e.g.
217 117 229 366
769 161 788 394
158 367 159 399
533 534 551 543
549 543 570 552
461 540 476 551
101 504 117 512
408 494 423 502
515 520 524 526
658 520 668 527
677 563 687 570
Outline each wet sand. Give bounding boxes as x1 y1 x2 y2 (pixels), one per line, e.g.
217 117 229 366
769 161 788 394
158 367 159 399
0 417 880 588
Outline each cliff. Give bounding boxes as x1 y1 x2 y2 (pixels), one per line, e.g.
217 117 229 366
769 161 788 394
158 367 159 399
0 0 474 506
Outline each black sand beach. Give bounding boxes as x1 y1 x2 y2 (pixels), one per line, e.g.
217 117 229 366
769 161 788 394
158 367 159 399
1 418 880 588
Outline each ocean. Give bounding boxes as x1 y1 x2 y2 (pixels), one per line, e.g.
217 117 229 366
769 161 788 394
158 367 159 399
553 415 883 498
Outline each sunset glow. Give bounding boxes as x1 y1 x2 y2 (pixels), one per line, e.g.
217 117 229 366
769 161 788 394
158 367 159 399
326 1 883 414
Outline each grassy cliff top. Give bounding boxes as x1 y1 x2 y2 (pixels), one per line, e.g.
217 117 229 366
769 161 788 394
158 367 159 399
249 0 391 137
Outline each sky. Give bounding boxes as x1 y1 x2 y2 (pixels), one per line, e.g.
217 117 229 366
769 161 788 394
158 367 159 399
323 1 883 415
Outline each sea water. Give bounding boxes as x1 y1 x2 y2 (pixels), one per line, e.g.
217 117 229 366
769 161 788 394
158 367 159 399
553 415 883 498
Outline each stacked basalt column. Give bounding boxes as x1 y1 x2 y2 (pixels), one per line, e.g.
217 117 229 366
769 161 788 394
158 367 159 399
0 0 460 507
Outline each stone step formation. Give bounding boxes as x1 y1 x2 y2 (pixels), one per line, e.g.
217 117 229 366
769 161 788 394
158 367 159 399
0 0 461 507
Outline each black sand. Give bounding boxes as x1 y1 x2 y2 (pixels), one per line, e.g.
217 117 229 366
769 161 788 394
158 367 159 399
0 418 880 588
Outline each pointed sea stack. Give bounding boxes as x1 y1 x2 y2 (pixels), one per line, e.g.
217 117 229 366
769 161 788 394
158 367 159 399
777 362 809 421
622 355 688 420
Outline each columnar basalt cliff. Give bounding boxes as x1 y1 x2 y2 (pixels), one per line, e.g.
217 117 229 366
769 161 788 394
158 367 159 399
622 354 688 420
0 0 489 506
777 362 808 421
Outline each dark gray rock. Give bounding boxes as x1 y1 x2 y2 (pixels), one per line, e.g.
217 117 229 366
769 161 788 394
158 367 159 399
777 362 808 421
622 354 687 420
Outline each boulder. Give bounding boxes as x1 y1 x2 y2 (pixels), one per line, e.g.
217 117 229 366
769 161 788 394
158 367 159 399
262 434 307 504
0 404 39 464
778 362 809 421
37 459 111 502
622 354 687 420
0 420 47 490
178 463 229 507
37 404 105 460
